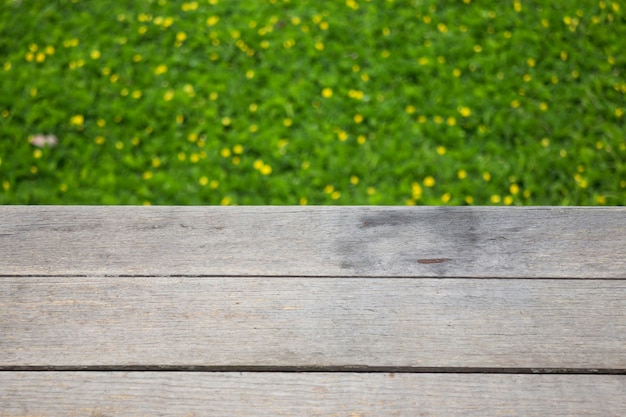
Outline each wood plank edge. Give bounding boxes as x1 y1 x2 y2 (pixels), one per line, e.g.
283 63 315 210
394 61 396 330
2 366 625 375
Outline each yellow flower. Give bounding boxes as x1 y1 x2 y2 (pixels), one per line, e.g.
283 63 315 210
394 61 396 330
490 195 501 204
70 114 84 126
457 169 467 179
436 146 446 155
221 117 231 126
424 176 435 187
350 175 359 185
199 176 209 186
321 87 333 98
458 106 471 117
90 50 101 59
483 172 491 182
154 64 168 75
411 182 422 199
207 16 219 26
441 193 451 203
510 184 520 195
260 164 272 175
353 114 363 124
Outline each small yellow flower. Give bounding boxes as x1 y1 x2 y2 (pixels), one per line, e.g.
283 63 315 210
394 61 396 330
260 164 272 175
510 184 520 195
350 175 359 185
143 171 153 180
321 87 333 98
199 176 209 186
283 118 292 127
353 114 363 124
163 90 174 101
70 114 84 126
424 176 435 187
483 172 491 182
299 197 308 205
220 148 231 158
490 195 501 204
458 106 471 117
504 196 514 205
457 169 467 179
154 64 168 75
221 117 231 126
233 144 244 154
90 50 101 59
441 193 452 203
539 102 548 111
465 196 474 205
436 146 446 155
207 16 219 26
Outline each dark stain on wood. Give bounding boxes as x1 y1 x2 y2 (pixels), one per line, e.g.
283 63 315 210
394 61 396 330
417 258 451 264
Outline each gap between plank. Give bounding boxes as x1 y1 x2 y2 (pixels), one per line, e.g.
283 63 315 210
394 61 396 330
0 274 623 280
1 366 625 375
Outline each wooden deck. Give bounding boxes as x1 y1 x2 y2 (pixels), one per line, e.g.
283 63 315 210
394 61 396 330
1 206 625 415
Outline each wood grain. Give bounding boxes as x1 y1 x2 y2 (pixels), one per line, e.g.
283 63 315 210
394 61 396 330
1 372 624 416
2 277 625 369
0 206 624 277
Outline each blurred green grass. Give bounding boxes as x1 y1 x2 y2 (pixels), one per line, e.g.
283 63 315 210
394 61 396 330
0 0 624 205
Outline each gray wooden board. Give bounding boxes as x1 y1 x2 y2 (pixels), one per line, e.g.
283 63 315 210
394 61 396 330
2 277 625 369
1 372 624 416
0 206 624 278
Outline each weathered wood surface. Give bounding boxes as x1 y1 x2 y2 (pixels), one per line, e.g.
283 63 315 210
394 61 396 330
2 277 625 369
1 206 625 415
0 206 624 277
1 372 625 416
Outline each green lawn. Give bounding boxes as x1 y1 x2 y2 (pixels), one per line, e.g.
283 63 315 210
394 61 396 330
1 0 624 205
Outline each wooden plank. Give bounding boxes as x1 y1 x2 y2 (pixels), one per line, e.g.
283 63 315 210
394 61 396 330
2 277 625 369
0 206 623 278
1 372 624 416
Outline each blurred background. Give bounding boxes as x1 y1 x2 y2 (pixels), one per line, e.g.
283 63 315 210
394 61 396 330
0 0 624 205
